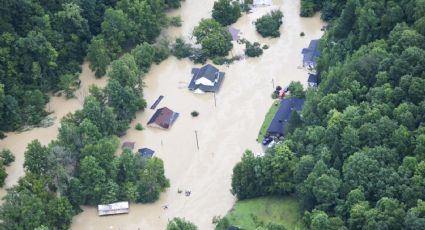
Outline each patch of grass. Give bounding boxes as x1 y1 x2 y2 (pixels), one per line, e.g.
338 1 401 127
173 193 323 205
217 196 302 230
257 100 280 142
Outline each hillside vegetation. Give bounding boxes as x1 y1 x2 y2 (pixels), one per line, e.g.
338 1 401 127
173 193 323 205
232 0 425 229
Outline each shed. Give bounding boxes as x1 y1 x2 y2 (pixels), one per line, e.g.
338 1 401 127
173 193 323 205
138 148 155 158
121 141 135 150
307 74 318 88
98 201 129 216
147 107 179 129
302 39 320 69
267 98 305 138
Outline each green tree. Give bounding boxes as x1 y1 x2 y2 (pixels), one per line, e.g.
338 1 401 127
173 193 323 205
255 10 283 38
87 36 111 77
166 217 198 230
212 0 241 26
131 42 155 72
24 140 49 175
193 19 233 57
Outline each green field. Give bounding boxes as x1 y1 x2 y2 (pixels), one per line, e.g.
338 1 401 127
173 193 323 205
257 100 280 142
217 196 302 230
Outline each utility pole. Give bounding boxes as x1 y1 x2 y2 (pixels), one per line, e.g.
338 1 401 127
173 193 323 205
194 130 199 150
213 92 217 108
272 78 275 89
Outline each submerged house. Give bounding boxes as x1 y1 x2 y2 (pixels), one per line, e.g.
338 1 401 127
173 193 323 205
267 98 305 138
138 148 155 158
302 39 320 69
189 64 225 93
228 26 241 41
98 201 129 216
147 107 179 129
307 73 318 88
121 141 135 150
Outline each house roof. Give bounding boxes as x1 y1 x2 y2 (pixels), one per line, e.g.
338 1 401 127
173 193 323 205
147 107 179 129
121 141 135 150
308 74 318 84
267 98 305 136
138 148 155 158
228 26 240 41
189 64 225 93
302 39 320 65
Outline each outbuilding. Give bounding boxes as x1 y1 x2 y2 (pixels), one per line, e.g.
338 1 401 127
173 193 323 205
98 201 129 216
147 107 179 129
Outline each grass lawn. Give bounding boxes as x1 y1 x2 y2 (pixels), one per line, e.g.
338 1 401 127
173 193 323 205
257 100 280 142
218 196 302 230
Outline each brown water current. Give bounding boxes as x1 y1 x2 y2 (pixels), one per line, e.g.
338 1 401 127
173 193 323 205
0 0 324 229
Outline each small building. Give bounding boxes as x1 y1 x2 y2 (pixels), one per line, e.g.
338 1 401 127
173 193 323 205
147 107 179 129
307 73 318 88
121 141 135 150
302 39 320 69
189 64 225 93
267 98 305 138
228 26 241 41
253 0 272 7
98 201 129 216
138 148 155 158
228 226 244 230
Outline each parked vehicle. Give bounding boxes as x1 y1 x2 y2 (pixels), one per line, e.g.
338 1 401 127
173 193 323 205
262 136 273 145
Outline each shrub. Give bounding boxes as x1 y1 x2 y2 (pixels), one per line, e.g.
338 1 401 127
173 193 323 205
168 16 182 27
0 149 15 166
245 41 263 57
167 218 197 230
255 10 284 38
300 31 305 36
262 44 269 49
212 56 228 65
189 48 207 64
191 111 199 117
135 123 144 131
153 39 171 64
172 38 192 59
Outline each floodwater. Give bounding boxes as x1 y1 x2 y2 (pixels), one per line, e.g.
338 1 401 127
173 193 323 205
72 0 324 229
0 0 324 229
0 63 107 199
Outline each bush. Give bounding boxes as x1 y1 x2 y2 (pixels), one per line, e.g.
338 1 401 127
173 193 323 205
0 149 15 166
262 44 269 49
166 217 197 230
172 38 192 59
245 41 263 57
189 48 208 64
135 123 144 131
213 56 228 65
300 32 305 36
212 0 241 26
153 39 171 64
191 111 199 117
255 10 284 38
168 16 182 27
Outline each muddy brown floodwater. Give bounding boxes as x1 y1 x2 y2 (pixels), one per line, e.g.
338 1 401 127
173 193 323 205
71 0 324 229
0 0 324 229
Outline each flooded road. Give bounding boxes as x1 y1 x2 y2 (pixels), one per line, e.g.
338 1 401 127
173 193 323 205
0 0 324 229
71 0 324 229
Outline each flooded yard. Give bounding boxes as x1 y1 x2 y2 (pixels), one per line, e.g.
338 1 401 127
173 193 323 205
0 0 324 229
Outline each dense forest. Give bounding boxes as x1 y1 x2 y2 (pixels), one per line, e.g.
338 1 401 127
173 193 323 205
232 0 425 229
0 0 181 136
0 0 181 229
